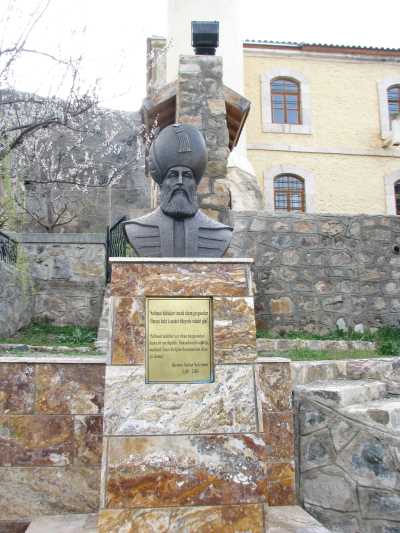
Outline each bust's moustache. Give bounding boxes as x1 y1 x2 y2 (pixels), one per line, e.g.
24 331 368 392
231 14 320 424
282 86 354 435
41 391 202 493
169 186 190 201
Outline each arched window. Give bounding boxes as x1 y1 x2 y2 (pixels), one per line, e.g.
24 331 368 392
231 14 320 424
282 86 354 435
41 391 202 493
271 78 301 125
395 180 400 215
388 85 400 123
274 174 305 212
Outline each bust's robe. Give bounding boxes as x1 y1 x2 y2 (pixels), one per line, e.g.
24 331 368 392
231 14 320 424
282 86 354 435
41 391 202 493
123 208 232 258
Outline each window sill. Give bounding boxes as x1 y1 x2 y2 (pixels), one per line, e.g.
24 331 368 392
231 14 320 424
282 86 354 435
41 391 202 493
263 123 312 135
274 209 306 214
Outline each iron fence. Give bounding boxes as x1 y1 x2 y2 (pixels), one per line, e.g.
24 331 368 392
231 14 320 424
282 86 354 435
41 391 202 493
106 216 131 282
0 231 18 265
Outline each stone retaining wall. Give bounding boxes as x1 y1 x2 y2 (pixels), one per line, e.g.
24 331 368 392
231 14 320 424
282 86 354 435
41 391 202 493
0 261 33 337
291 357 400 391
0 359 105 532
257 337 376 353
231 212 400 333
15 233 106 327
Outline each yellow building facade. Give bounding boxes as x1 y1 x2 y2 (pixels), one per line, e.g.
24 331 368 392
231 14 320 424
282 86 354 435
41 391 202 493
243 41 400 215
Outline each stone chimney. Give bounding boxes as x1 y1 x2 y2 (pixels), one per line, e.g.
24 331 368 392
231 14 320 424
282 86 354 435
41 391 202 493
177 55 231 222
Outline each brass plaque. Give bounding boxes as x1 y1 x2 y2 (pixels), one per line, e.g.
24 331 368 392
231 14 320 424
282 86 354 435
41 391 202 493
146 297 213 383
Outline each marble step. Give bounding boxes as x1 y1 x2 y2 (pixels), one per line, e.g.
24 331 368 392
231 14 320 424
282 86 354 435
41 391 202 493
26 513 97 533
25 506 330 532
341 397 400 432
267 505 330 532
295 379 387 407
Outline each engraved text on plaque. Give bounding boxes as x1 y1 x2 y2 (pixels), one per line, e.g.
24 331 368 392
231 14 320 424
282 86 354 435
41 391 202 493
146 297 213 383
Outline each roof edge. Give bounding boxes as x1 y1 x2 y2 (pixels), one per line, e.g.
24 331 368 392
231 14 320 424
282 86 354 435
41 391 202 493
243 39 400 56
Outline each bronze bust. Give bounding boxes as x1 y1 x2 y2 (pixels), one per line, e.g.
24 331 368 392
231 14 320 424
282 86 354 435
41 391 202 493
123 124 232 257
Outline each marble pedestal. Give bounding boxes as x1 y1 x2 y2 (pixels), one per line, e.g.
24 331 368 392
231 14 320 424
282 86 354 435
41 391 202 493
98 258 295 532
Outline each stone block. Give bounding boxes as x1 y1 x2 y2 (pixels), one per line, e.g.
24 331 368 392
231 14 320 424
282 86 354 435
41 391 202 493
207 98 226 115
230 297 257 362
330 419 359 452
292 221 317 233
363 229 391 242
342 398 400 432
35 364 105 414
302 465 358 512
105 434 268 508
336 431 400 490
320 220 346 237
196 176 210 194
359 487 400 519
0 466 100 520
74 415 103 466
300 429 336 472
297 401 336 436
292 361 345 386
256 361 292 416
266 463 296 506
202 192 230 208
26 514 98 533
272 220 290 232
364 519 400 533
99 504 264 533
267 505 331 532
281 250 300 266
103 366 256 435
263 412 294 460
111 263 251 297
296 380 387 408
0 415 74 466
0 364 35 415
0 521 30 533
111 297 145 364
303 504 361 533
270 297 294 315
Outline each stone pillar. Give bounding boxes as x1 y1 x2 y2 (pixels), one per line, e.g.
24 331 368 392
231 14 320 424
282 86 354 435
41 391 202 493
177 55 231 222
97 258 296 531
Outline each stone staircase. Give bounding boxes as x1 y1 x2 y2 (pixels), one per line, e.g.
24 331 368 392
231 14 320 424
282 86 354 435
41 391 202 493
296 376 400 532
296 378 388 407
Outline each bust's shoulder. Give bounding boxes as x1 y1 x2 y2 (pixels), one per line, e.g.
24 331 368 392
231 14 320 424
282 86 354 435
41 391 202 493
195 210 233 232
194 211 233 256
124 208 163 229
123 210 163 256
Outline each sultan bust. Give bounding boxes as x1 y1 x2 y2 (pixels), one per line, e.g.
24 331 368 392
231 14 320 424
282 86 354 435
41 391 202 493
123 123 233 257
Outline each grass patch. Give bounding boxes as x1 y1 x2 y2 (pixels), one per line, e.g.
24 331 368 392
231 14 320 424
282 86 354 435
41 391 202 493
279 349 382 361
0 322 97 348
257 326 400 357
0 349 101 357
256 328 375 341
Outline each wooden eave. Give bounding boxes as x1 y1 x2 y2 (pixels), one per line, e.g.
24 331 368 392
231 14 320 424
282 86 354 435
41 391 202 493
141 83 250 151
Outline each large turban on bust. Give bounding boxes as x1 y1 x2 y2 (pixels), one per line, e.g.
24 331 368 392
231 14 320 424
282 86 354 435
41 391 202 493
149 123 208 185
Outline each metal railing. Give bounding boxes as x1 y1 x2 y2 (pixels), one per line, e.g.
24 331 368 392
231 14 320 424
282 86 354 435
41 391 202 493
106 216 131 282
0 230 18 265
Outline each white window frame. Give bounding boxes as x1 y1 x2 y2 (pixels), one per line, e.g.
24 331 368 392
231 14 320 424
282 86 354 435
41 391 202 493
264 165 316 213
378 78 400 139
261 69 312 134
384 169 400 215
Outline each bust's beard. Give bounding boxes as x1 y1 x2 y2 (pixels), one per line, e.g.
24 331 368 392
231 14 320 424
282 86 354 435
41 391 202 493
160 189 198 219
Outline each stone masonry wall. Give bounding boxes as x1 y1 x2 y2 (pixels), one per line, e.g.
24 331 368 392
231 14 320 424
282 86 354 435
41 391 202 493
18 233 106 327
230 212 400 333
0 261 33 337
0 359 105 532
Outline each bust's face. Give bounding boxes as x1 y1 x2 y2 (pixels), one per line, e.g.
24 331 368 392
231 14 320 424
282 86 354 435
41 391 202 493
160 166 199 219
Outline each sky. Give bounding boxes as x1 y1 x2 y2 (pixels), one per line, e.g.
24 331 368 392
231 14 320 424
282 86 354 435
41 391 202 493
2 0 400 111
